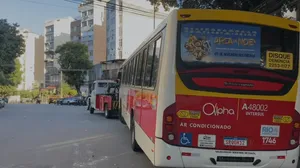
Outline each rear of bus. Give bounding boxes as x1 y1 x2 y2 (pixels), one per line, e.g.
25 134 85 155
157 10 300 168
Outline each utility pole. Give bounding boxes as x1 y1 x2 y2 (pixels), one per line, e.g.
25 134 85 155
153 1 156 30
60 70 63 98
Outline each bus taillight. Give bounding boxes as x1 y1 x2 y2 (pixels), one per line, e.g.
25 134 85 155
162 103 177 145
290 110 300 148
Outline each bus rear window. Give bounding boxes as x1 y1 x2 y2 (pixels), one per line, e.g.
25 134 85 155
178 22 299 79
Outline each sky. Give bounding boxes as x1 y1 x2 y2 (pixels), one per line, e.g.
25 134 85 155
1 0 170 35
1 0 80 35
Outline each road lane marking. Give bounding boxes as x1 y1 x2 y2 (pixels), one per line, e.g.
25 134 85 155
40 133 114 149
73 151 133 167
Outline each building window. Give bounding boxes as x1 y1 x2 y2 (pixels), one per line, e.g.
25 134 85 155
88 9 93 15
88 40 93 46
72 26 77 32
82 21 87 27
88 19 93 26
89 50 93 56
82 11 87 17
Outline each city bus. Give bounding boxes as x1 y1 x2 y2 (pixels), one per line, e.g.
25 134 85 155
118 9 300 168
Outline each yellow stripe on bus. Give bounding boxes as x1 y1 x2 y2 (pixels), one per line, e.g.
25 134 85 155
177 9 300 32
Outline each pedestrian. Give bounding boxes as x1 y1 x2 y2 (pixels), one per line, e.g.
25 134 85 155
87 95 91 110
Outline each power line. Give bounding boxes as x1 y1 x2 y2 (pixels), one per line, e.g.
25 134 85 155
65 0 166 18
96 0 156 15
13 0 77 9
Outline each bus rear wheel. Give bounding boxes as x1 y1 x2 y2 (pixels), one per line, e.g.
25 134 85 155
131 118 140 152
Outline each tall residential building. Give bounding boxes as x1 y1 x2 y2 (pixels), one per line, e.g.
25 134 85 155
17 29 39 90
34 35 45 87
71 19 81 42
79 0 107 64
106 0 168 60
44 17 74 87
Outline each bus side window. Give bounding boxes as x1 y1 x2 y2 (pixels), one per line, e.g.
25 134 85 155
151 37 162 87
130 57 136 85
144 42 155 87
133 53 141 86
123 65 128 85
136 49 147 86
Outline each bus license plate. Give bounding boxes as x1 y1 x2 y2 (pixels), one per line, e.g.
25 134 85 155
224 137 247 146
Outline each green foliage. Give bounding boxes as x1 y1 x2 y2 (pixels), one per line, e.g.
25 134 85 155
19 89 39 99
40 90 49 97
19 90 31 99
147 0 295 15
61 83 78 97
0 85 17 97
9 59 23 86
56 42 92 94
31 89 40 99
0 19 25 85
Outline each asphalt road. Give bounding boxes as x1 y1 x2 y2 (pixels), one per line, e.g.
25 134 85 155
0 104 154 168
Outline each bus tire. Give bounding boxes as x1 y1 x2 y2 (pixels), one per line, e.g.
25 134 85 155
90 107 94 114
119 100 126 125
130 116 141 152
104 104 110 119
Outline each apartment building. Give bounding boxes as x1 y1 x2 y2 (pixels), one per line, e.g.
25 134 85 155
71 18 81 42
17 29 39 90
78 0 107 64
44 17 74 87
106 0 168 60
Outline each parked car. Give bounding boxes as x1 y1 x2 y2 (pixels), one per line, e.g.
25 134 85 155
60 97 75 105
56 98 63 105
2 97 8 104
0 98 5 108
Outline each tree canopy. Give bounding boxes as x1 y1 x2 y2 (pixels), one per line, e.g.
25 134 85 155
56 42 92 94
0 19 25 85
61 83 78 97
9 59 23 86
147 0 296 15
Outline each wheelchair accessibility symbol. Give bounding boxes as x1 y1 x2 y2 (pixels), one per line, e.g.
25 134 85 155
180 133 192 146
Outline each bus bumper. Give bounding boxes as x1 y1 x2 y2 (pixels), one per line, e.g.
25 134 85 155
154 138 299 168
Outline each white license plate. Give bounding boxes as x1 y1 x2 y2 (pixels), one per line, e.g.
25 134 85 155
224 138 247 146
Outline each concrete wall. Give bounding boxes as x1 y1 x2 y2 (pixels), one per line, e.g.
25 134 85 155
34 35 45 86
18 29 39 90
106 0 168 60
94 24 107 64
71 20 81 42
122 12 165 59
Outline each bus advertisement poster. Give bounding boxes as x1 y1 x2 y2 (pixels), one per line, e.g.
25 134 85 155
181 22 261 65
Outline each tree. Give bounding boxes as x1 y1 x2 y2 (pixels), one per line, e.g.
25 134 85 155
147 0 296 15
9 59 23 86
56 42 93 94
60 83 78 97
0 19 25 85
0 85 17 97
